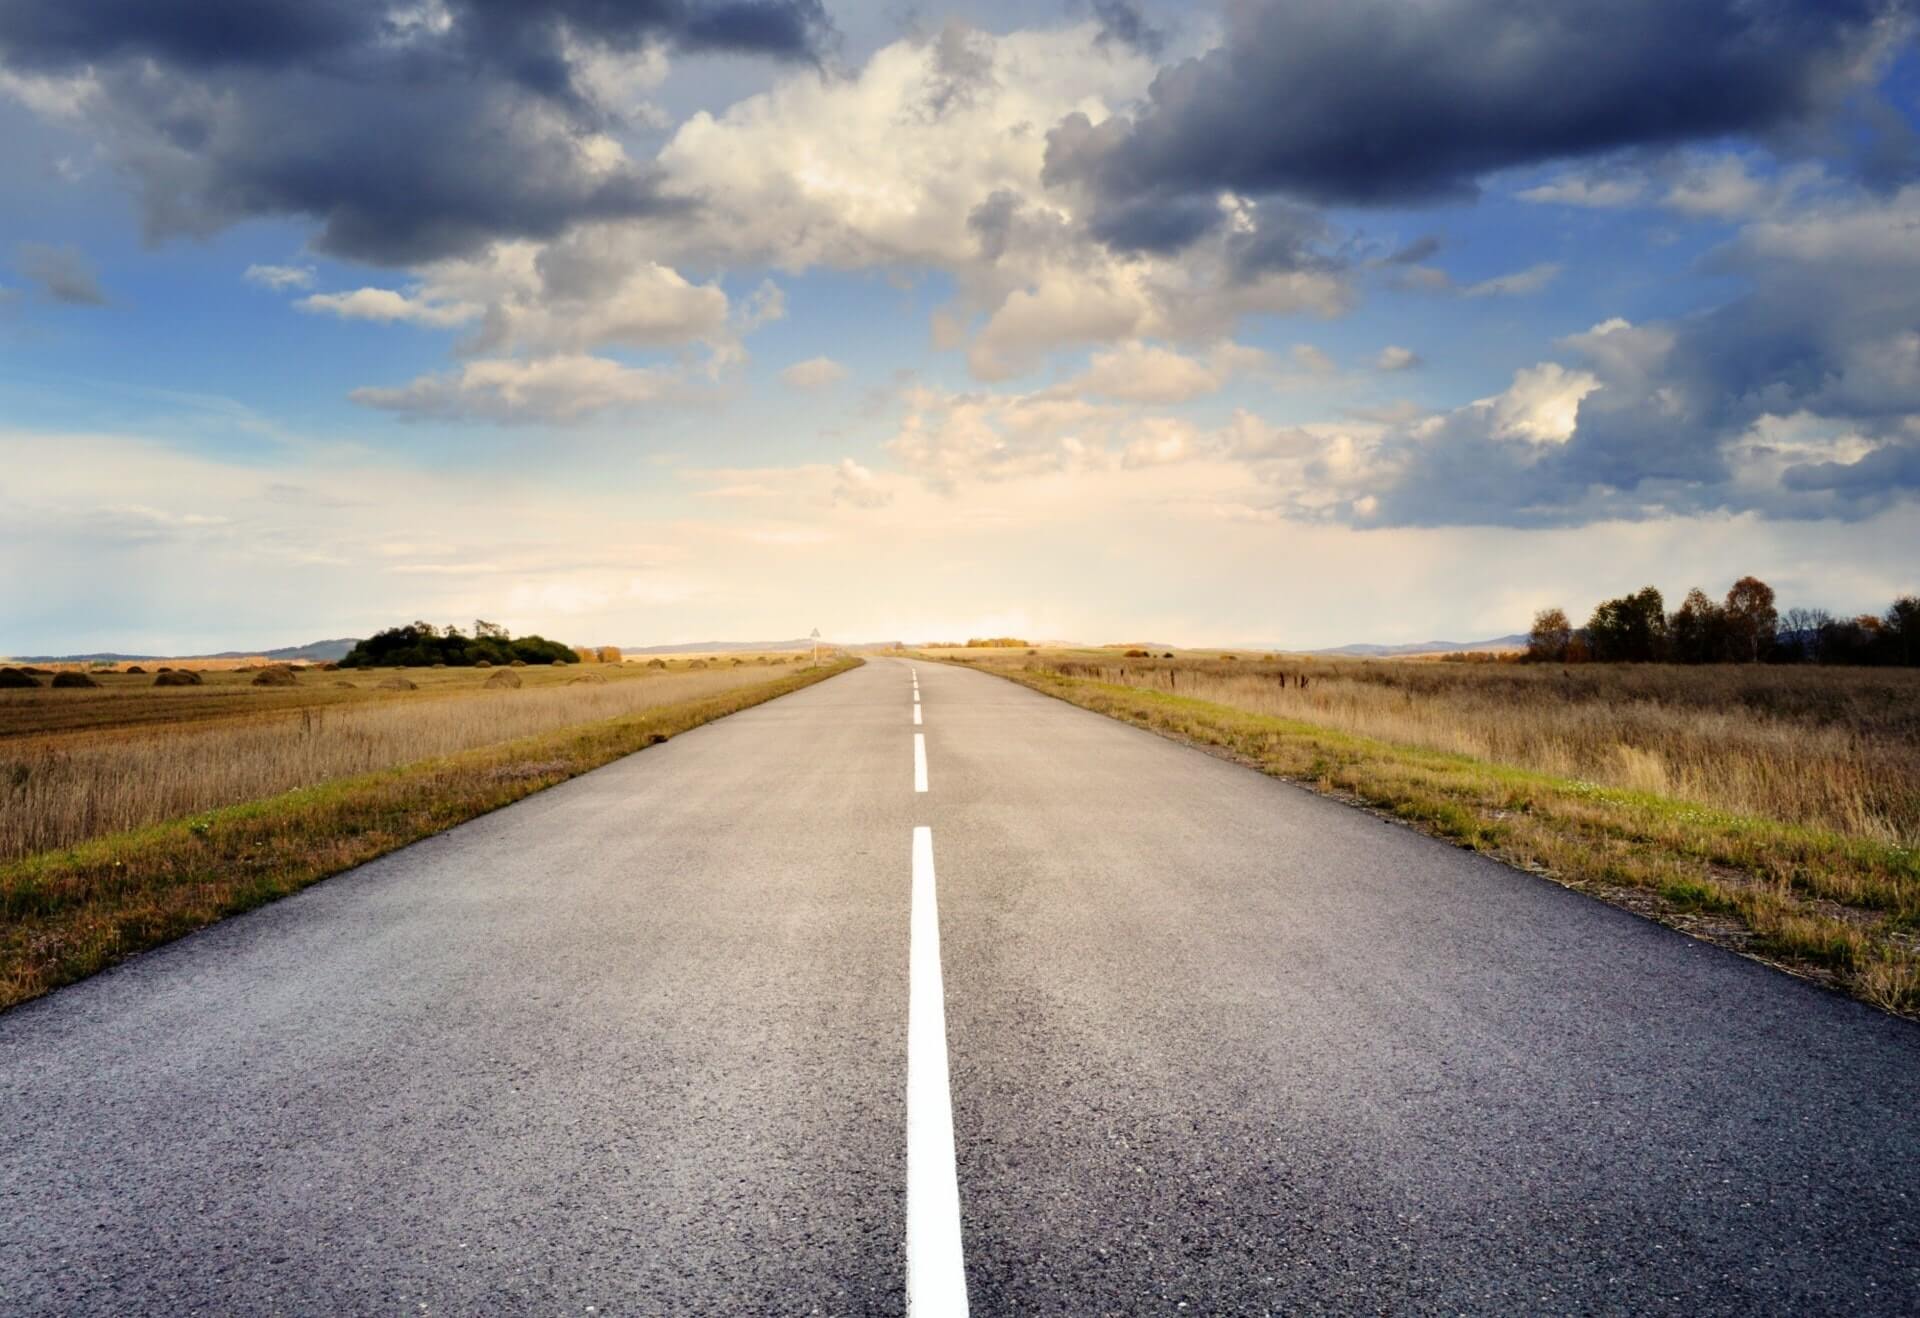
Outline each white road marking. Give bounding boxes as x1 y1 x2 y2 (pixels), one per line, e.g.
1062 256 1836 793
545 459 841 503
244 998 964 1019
907 826 969 1316
913 704 923 726
914 690 921 704
914 733 928 792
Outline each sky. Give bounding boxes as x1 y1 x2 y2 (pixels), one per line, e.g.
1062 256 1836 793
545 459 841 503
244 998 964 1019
2 0 1918 653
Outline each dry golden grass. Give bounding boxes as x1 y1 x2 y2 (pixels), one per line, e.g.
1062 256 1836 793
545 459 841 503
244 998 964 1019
987 653 1920 845
0 662 795 861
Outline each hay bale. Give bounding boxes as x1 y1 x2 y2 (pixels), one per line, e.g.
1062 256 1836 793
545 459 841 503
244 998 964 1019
21 666 53 676
647 658 666 669
318 661 340 672
153 670 202 687
377 676 417 691
474 659 493 668
484 669 522 689
568 673 605 685
0 667 40 689
51 671 100 688
251 664 297 687
687 659 709 670
125 665 147 674
431 662 447 669
509 659 528 668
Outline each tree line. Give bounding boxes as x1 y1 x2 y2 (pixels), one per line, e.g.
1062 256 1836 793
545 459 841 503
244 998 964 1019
339 620 579 669
1527 579 1919 666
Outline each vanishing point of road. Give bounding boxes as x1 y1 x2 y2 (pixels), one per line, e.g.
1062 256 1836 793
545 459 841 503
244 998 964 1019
3 658 1916 1314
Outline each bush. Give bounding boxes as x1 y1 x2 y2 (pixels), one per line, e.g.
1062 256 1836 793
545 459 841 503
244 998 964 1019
50 672 100 688
338 622 578 669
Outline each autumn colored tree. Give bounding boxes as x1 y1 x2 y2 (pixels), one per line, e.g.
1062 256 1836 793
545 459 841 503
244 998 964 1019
1723 576 1778 662
1526 607 1573 662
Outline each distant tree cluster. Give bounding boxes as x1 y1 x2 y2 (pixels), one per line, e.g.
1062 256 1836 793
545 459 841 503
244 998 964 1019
965 637 1031 648
1527 580 1919 666
339 621 578 669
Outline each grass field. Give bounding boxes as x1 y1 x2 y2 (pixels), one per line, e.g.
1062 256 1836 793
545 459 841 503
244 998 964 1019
0 655 854 1010
927 648 1920 1017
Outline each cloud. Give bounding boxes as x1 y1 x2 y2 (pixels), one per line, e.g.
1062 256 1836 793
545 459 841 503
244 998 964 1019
14 241 105 304
1463 263 1563 298
1044 0 1904 246
1517 175 1647 209
780 357 848 391
0 0 833 265
350 355 675 424
1090 0 1166 57
244 263 315 291
1063 340 1244 404
1375 345 1421 372
298 287 480 328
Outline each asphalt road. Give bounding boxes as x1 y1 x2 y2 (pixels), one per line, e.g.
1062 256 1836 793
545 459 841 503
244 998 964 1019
3 657 1917 1315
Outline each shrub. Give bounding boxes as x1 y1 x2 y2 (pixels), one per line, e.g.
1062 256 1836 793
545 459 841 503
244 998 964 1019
0 668 39 689
154 671 202 687
50 672 100 688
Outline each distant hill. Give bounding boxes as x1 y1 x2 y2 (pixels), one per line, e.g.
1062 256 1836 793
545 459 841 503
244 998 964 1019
619 638 902 654
9 638 360 663
1305 634 1528 657
620 638 822 654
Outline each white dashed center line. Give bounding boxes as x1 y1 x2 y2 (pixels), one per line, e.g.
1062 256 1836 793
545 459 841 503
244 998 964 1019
906 826 969 1316
914 732 928 793
913 703 923 725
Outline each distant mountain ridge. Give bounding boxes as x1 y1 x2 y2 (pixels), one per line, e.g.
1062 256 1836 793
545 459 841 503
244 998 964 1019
618 638 902 653
8 638 360 663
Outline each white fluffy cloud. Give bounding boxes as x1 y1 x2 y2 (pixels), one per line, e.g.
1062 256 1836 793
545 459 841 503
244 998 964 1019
299 287 480 328
244 263 316 291
780 356 849 390
350 355 675 423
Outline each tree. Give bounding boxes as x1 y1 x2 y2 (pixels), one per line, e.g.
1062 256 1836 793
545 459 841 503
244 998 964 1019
1885 596 1920 666
1778 607 1830 663
1526 608 1572 662
1722 576 1778 662
1586 586 1667 662
1667 587 1727 664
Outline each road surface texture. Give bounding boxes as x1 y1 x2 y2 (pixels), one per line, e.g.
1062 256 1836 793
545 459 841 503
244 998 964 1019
3 657 1917 1315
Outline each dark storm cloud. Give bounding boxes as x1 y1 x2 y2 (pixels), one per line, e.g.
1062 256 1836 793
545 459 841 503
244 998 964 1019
15 242 107 305
1090 0 1165 57
0 0 833 264
1046 0 1907 223
1353 209 1920 528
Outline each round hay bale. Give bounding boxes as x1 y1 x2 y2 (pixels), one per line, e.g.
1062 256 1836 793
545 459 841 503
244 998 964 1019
484 669 523 689
431 662 447 669
687 659 709 670
153 670 202 687
474 659 493 668
51 671 100 688
22 666 53 676
125 665 147 674
377 676 417 691
251 664 297 687
509 659 528 668
567 673 605 685
318 661 340 671
646 658 666 669
0 667 40 689
333 680 355 688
